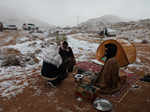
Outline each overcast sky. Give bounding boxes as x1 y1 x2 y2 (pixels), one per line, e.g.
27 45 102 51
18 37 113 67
0 0 150 26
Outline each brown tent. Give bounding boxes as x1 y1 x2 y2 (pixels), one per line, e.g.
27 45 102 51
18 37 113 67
96 39 136 67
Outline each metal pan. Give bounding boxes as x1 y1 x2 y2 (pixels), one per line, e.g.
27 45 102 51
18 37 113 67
93 98 113 111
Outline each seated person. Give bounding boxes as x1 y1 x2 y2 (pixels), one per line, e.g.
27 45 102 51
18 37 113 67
59 41 76 73
41 45 68 88
95 43 121 94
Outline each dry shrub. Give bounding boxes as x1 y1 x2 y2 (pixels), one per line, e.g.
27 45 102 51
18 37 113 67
0 48 39 67
1 54 22 66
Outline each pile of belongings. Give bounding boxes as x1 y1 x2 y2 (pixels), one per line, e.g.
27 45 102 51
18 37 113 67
75 83 100 103
74 69 100 102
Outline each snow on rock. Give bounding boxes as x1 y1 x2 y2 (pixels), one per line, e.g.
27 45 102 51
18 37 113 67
5 40 43 54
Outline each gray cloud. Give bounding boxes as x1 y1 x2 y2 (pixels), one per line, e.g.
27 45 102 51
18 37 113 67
0 0 150 26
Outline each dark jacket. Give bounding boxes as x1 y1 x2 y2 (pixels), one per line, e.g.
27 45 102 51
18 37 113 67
41 61 60 78
59 47 76 72
59 47 74 62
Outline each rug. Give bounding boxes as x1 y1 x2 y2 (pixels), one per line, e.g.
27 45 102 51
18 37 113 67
76 61 141 103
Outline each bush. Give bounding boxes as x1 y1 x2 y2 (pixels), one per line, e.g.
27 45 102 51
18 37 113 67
1 54 22 66
0 48 23 66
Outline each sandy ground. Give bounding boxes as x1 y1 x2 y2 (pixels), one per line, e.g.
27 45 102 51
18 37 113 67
0 72 150 112
0 31 150 112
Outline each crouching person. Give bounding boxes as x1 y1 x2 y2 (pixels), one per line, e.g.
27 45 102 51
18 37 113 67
41 45 68 88
95 43 121 94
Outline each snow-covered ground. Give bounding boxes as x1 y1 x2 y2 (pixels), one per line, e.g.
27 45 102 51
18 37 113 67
68 34 99 61
0 30 149 100
117 28 150 43
0 32 100 99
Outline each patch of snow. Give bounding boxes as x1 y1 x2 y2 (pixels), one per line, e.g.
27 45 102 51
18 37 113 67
0 73 12 81
2 84 24 97
3 36 13 43
77 55 89 61
16 36 29 42
136 58 141 63
68 34 99 61
31 31 49 38
128 63 143 68
133 39 142 43
118 39 132 46
103 37 117 41
5 41 35 54
0 81 14 90
0 66 32 98
5 39 43 54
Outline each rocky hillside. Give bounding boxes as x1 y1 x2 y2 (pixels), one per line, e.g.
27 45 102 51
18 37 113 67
112 19 150 30
78 15 128 32
111 19 150 42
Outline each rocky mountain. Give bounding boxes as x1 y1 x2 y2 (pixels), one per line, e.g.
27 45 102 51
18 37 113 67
78 15 128 32
112 19 150 30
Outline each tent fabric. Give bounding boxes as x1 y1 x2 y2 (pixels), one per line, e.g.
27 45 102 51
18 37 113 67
96 39 136 67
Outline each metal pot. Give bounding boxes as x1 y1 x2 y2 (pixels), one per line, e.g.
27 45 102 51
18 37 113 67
74 74 84 83
93 98 113 112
